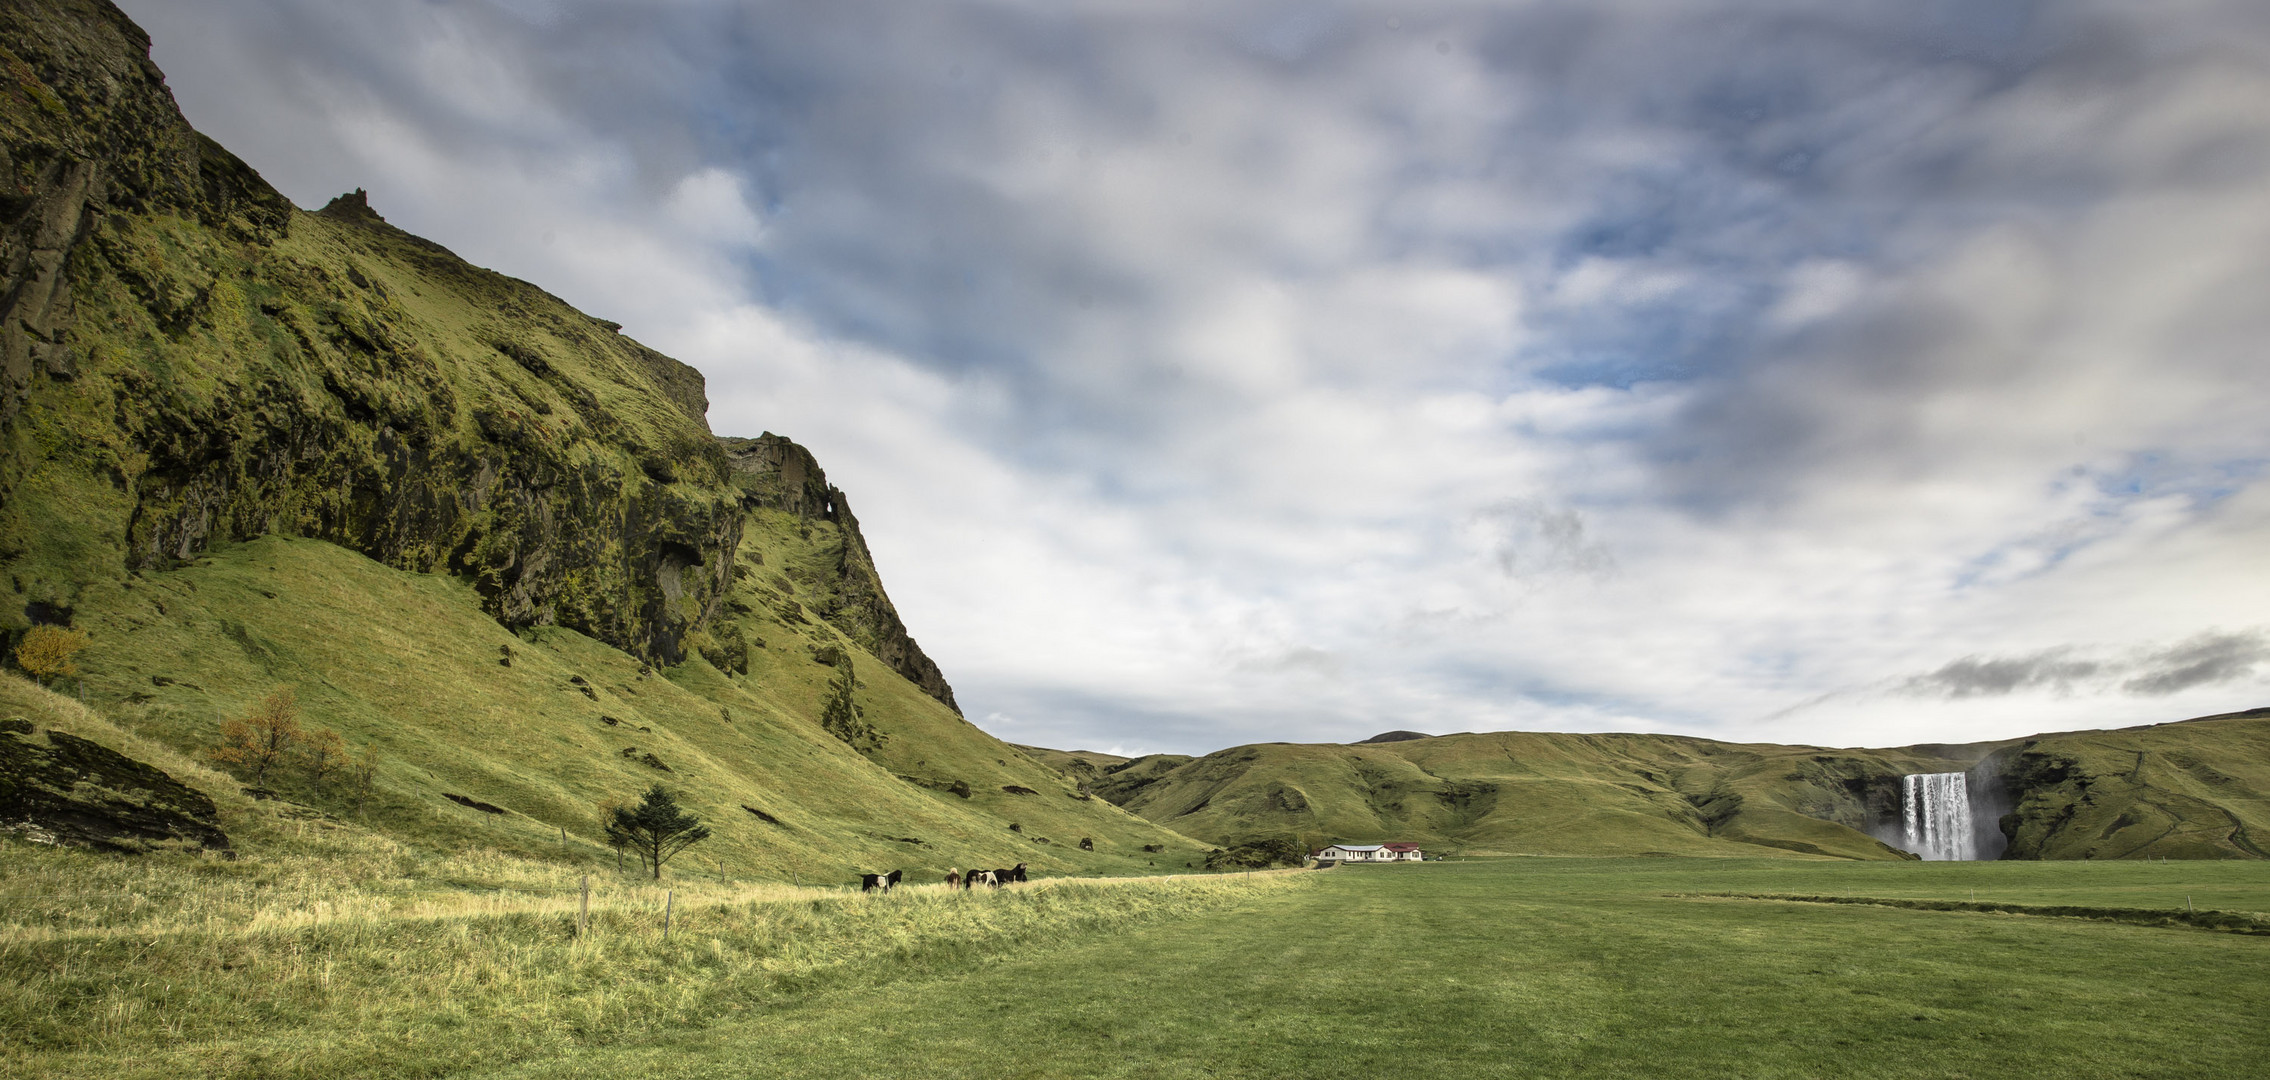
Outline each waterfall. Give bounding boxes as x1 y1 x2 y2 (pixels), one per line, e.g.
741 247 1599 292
1902 772 1975 861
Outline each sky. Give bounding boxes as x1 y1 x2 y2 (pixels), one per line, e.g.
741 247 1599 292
116 0 2270 756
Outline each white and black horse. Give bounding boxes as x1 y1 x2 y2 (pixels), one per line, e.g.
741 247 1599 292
860 869 903 893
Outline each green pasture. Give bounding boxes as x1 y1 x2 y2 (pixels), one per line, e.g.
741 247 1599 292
0 848 1304 1079
488 857 2270 1080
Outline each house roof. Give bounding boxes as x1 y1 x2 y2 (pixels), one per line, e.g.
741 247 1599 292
1382 843 1421 851
1320 844 1384 852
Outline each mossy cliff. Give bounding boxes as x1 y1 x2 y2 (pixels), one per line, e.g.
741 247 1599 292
0 0 1216 881
0 0 738 666
720 434 956 711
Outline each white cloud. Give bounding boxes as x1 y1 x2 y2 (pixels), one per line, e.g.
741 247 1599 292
119 0 2270 754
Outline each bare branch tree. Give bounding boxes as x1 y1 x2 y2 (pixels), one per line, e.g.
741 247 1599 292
209 687 302 786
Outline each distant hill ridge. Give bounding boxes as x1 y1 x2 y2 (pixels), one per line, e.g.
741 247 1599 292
1030 707 2270 861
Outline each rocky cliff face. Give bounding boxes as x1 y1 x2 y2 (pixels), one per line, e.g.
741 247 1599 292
720 434 959 712
0 0 761 666
0 0 291 428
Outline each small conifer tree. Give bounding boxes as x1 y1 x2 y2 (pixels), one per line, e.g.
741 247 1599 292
605 785 711 880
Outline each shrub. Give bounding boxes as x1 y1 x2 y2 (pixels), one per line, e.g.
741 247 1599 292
301 727 349 796
818 656 882 750
14 625 88 685
209 687 303 785
348 746 380 815
1204 836 1308 870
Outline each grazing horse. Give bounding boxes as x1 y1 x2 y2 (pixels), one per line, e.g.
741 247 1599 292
944 868 962 888
860 869 902 893
989 862 1028 884
968 869 998 889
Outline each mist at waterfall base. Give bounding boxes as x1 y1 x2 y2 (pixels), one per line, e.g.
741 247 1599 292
1888 770 2010 861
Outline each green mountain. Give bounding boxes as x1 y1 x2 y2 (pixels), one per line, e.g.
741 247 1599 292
1044 712 2270 860
0 0 1207 879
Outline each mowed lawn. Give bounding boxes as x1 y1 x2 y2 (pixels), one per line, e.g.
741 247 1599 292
488 858 2270 1080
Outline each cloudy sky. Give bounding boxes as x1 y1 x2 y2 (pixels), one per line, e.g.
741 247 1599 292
119 0 2270 755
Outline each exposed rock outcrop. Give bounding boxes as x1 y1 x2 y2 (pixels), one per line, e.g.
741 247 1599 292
0 717 230 852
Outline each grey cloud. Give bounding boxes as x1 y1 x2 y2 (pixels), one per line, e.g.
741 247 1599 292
2124 631 2270 696
1901 630 2269 700
1899 648 2102 699
1640 3 2270 514
1474 499 1616 579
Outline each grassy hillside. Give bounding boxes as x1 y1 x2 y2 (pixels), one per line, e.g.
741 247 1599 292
1086 753 1198 803
1067 721 2270 861
1012 743 1130 776
47 531 1205 881
1087 733 1962 859
0 663 1297 1080
1989 710 2270 860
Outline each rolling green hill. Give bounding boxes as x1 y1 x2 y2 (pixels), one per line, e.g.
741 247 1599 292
1052 716 2270 861
1990 709 2270 860
1074 732 1969 860
0 0 1206 881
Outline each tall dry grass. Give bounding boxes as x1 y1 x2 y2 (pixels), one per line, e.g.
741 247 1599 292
0 835 1309 1080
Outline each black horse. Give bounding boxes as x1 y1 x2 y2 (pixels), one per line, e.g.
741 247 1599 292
860 870 902 893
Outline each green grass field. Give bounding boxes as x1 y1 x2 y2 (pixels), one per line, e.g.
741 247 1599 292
6 845 2266 1078
486 858 2270 1080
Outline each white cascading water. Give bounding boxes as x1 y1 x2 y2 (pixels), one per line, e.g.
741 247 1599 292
1902 772 1975 861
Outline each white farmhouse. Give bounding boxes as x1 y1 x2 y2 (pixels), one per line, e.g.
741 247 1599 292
1315 842 1423 862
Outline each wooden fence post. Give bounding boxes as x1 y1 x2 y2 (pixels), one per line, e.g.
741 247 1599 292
663 889 673 940
578 875 589 938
